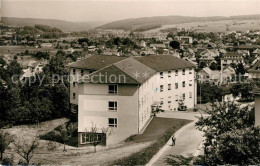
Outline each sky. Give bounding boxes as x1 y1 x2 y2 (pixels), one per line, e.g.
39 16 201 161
1 0 260 22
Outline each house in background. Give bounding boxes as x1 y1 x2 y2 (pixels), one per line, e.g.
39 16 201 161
68 55 197 146
20 61 46 81
248 60 260 81
252 49 260 56
199 54 215 66
221 65 236 84
197 67 220 85
221 52 244 67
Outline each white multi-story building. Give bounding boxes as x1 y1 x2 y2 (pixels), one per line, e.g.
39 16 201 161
68 55 197 146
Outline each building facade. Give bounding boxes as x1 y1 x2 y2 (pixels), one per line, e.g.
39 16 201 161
68 55 197 146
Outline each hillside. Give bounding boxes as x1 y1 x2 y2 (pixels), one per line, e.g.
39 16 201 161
1 17 91 32
97 14 260 31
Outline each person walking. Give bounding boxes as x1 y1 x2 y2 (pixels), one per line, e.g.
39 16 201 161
172 135 176 146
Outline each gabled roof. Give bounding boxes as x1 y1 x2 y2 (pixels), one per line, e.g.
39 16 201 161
67 55 128 70
134 55 195 72
203 67 212 74
253 49 260 54
248 60 260 73
237 50 249 55
114 58 156 83
71 55 196 84
81 65 140 84
82 58 157 84
236 45 258 50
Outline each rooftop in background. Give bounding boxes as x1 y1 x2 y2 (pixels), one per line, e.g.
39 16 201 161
67 55 128 70
253 89 260 95
222 52 243 60
249 60 260 73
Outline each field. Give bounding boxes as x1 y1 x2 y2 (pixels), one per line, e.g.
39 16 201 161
0 46 57 55
142 19 260 33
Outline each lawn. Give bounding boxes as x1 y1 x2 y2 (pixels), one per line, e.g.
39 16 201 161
113 117 192 165
126 117 192 143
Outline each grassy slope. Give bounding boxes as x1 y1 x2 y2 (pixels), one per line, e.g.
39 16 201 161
113 117 192 165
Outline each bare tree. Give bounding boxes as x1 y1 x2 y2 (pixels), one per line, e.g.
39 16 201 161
13 137 39 165
0 131 14 161
55 123 77 152
85 123 112 153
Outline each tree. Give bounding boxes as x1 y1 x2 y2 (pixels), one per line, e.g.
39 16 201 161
192 41 198 46
151 107 164 117
167 32 174 39
235 63 246 75
197 83 223 104
13 138 39 165
86 123 112 153
0 131 14 161
209 62 219 70
0 57 6 67
230 83 254 101
7 60 23 78
169 41 180 50
199 61 207 69
55 123 77 152
196 102 259 165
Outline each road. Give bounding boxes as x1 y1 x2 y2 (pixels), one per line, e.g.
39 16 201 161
147 111 204 166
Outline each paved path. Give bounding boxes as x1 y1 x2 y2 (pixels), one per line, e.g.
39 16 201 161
147 112 204 166
158 111 200 121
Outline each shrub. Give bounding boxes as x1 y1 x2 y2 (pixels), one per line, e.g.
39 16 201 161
39 121 78 147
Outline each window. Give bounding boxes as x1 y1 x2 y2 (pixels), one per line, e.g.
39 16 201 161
160 72 163 78
189 80 192 86
73 93 76 99
108 85 118 94
182 81 185 87
160 85 163 92
175 95 179 101
175 83 178 89
175 70 178 76
108 118 117 127
182 69 185 75
108 101 117 111
183 93 186 100
73 82 76 87
81 133 103 144
168 71 171 77
81 69 84 76
73 68 76 75
160 98 164 105
168 84 171 90
189 92 192 98
189 68 192 74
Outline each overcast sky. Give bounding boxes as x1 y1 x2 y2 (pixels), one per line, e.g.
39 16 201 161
1 0 260 22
